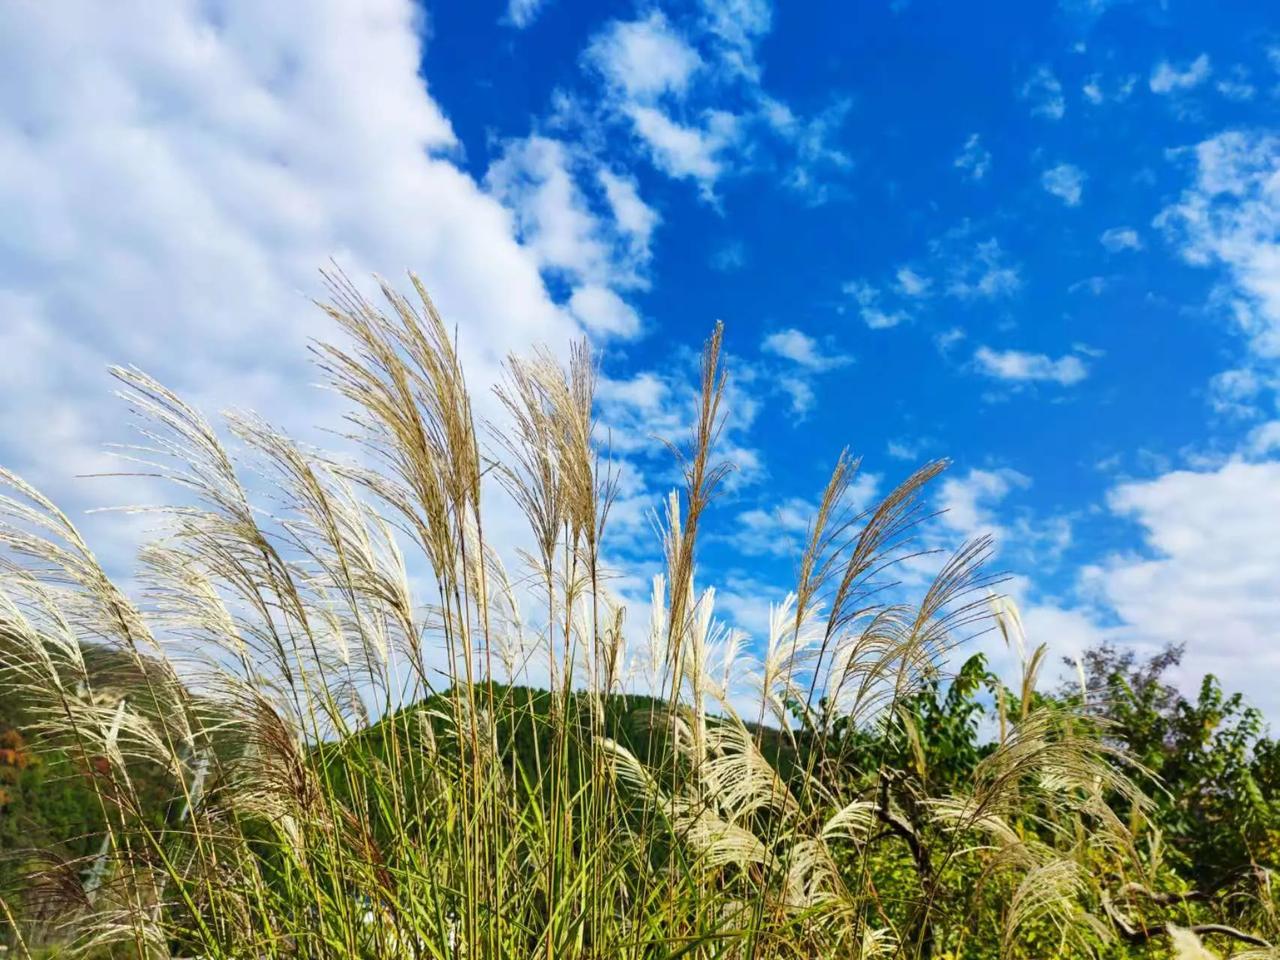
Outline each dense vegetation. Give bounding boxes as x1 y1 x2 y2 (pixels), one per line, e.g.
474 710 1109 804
0 275 1276 958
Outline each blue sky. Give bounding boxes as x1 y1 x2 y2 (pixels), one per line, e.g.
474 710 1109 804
2 1 1279 714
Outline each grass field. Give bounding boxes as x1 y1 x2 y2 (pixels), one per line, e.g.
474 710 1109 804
0 276 1274 959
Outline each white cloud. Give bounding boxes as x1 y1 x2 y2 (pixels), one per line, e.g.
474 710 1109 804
597 357 765 497
938 467 1030 539
598 168 660 260
954 133 991 180
1020 66 1065 120
484 135 650 336
1149 53 1211 94
730 497 817 556
568 285 642 337
1082 72 1137 105
586 11 702 101
574 7 850 206
887 438 924 461
776 376 815 416
759 328 853 418
504 0 549 29
1099 226 1143 252
699 0 772 81
851 227 1022 332
710 240 746 271
863 308 909 330
485 136 614 281
761 328 852 371
0 0 585 560
1041 163 1087 206
1246 420 1280 456
1069 275 1109 296
974 346 1089 385
1216 66 1256 102
760 96 853 204
623 104 737 196
842 280 909 329
945 238 1022 300
1156 129 1280 358
1208 366 1270 417
935 327 965 353
895 266 932 297
1084 460 1280 715
728 473 880 557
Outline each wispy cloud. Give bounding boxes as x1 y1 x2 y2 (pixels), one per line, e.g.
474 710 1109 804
944 237 1022 300
504 0 550 29
759 327 853 416
954 133 992 180
842 280 909 329
577 4 851 204
1215 65 1256 102
1020 66 1065 120
710 239 746 272
1082 72 1137 105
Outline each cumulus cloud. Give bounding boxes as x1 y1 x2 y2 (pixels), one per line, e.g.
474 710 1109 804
567 285 642 337
974 347 1089 385
1149 53 1211 94
486 137 615 282
1084 460 1280 715
761 327 852 370
485 134 655 336
0 0 585 562
586 11 703 100
624 104 738 193
1100 226 1143 252
895 266 932 297
1041 163 1087 206
598 168 660 260
937 467 1031 542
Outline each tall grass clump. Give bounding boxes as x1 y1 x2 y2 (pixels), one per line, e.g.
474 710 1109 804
0 274 1272 959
